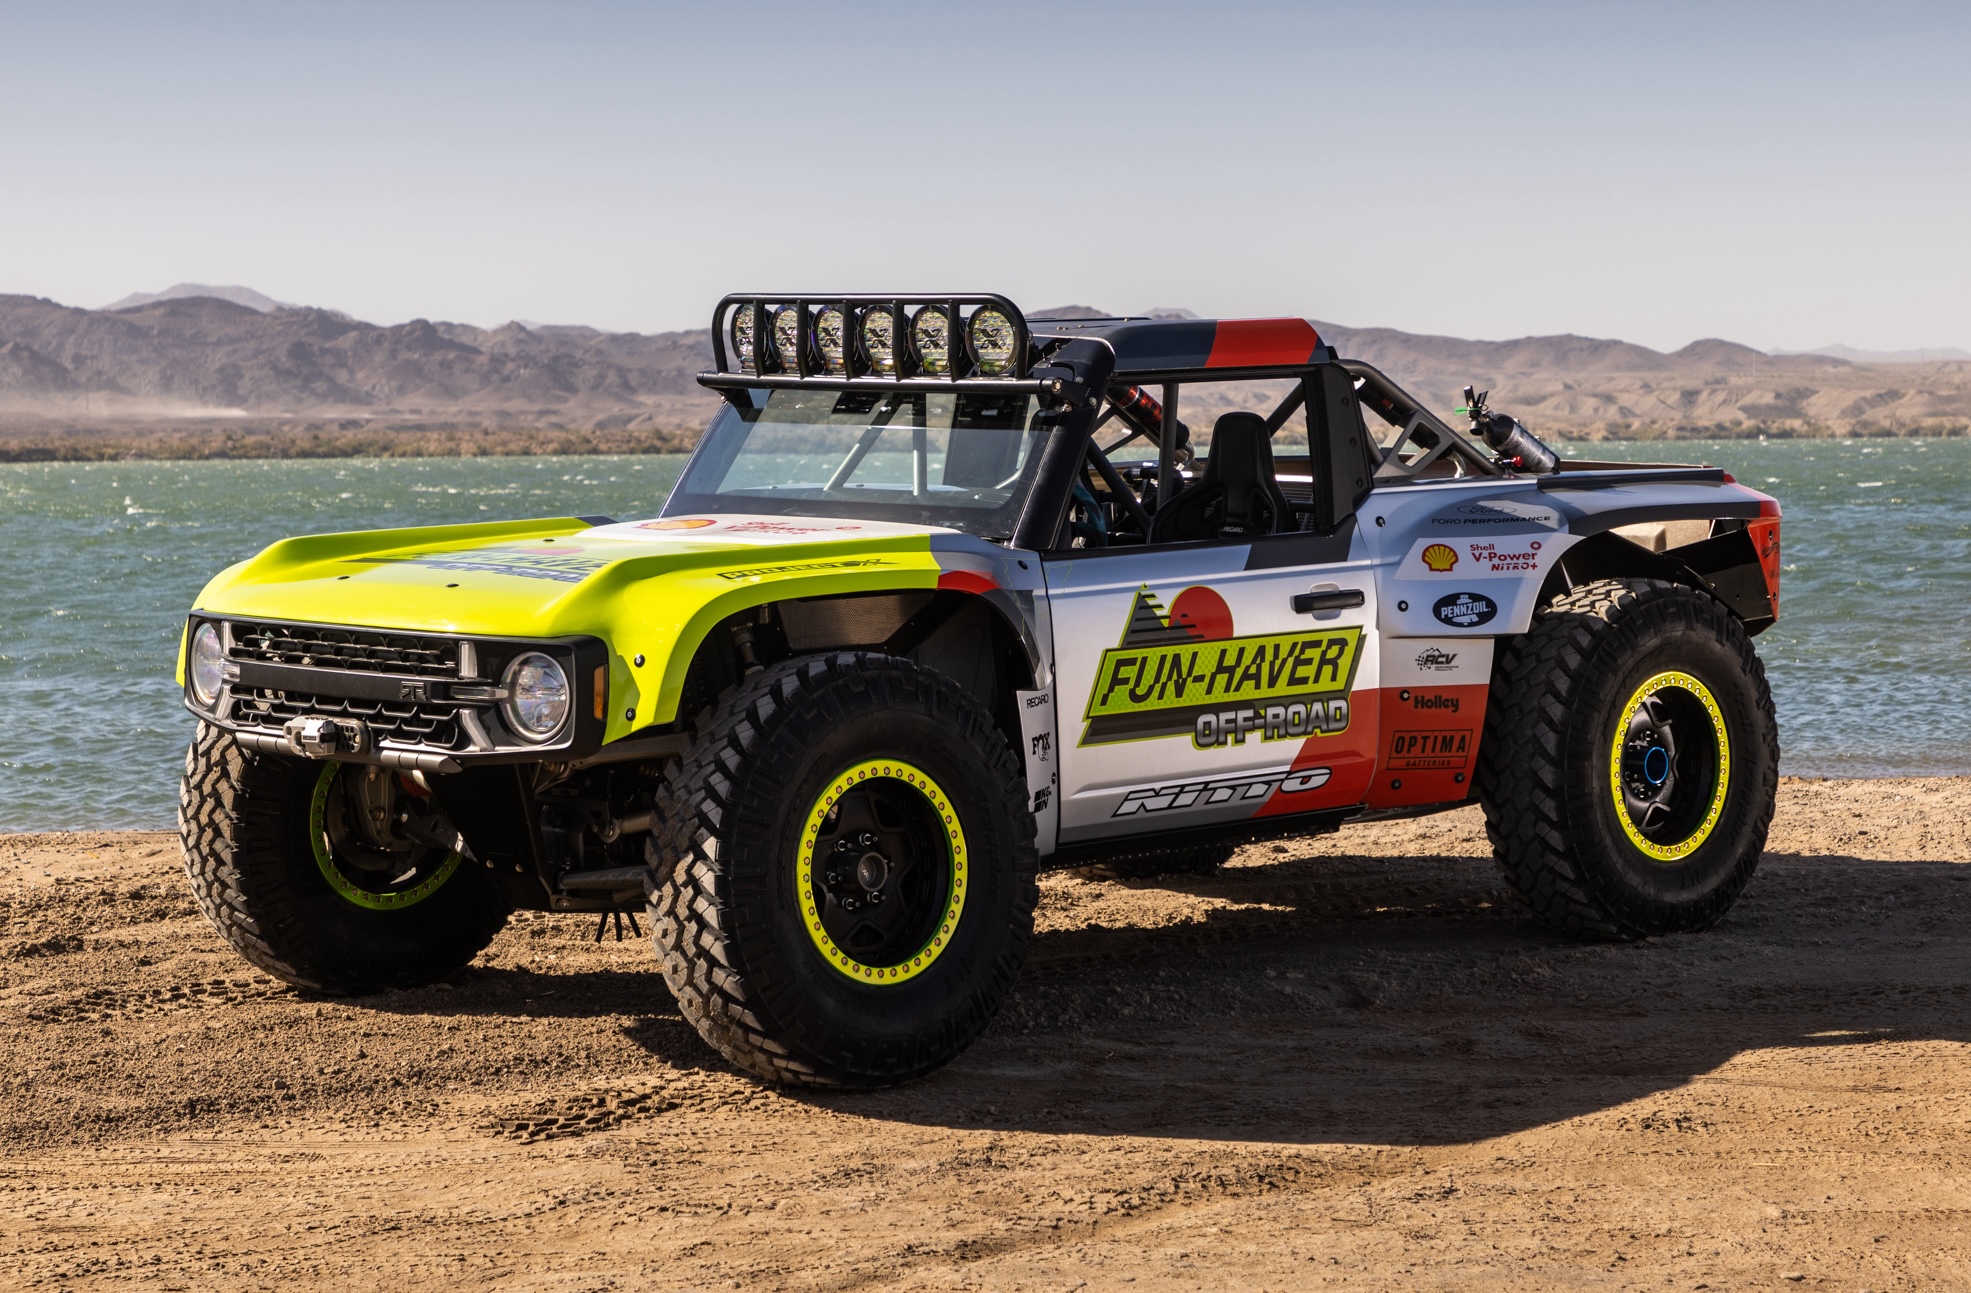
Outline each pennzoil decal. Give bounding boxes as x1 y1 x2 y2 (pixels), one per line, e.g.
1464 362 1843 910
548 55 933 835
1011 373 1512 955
1079 586 1362 747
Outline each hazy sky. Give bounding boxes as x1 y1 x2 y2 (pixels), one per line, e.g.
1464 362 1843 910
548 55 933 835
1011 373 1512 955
2 1 1967 351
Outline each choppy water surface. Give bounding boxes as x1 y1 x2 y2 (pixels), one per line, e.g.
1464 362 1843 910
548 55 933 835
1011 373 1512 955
1 441 1966 830
0 456 686 831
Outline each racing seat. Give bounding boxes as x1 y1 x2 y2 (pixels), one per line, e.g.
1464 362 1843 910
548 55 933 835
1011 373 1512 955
1149 410 1293 543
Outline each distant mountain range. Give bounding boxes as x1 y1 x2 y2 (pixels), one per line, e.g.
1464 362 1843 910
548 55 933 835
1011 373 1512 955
102 283 297 313
1775 343 1971 365
2 290 1968 460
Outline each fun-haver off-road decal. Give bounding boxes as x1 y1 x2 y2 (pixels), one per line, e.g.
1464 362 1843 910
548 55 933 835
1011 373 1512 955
1079 586 1363 749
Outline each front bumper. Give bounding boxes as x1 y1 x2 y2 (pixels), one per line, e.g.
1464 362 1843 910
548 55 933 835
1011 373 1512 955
181 614 611 771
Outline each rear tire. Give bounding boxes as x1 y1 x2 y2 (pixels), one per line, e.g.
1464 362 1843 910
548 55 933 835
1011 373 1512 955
646 652 1038 1087
1477 579 1778 940
178 722 511 993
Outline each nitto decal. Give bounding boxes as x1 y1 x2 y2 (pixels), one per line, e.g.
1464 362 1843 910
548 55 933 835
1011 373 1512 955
1111 766 1333 817
1079 587 1362 746
1421 543 1459 572
1432 592 1498 627
1387 729 1472 770
1414 647 1459 672
715 558 894 581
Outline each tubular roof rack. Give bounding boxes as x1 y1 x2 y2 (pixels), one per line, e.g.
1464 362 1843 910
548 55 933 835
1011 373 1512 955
698 294 1335 393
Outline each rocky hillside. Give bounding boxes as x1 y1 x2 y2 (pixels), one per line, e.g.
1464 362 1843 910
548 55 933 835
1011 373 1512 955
1 292 1967 459
1313 321 1971 440
0 293 717 435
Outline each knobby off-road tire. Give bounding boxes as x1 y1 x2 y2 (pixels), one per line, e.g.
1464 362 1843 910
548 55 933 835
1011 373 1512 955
1478 578 1778 940
1069 841 1237 882
646 652 1039 1087
178 722 511 994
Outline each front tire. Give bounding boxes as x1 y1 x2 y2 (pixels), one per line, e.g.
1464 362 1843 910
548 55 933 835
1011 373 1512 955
178 722 511 993
1477 579 1778 940
646 652 1038 1087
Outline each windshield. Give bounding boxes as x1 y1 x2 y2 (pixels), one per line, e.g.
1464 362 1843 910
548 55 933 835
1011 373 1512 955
663 388 1045 537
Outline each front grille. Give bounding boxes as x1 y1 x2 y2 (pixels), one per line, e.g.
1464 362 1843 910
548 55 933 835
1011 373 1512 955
230 691 466 751
230 622 461 678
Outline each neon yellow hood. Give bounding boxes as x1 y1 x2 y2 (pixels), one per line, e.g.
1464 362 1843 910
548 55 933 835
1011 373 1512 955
188 513 950 739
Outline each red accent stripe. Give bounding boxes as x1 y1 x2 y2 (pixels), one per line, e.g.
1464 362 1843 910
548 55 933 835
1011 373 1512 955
1204 319 1321 369
937 570 998 595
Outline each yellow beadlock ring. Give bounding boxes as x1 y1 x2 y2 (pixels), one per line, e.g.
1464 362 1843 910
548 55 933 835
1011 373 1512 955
796 759 967 985
309 763 462 910
1608 671 1732 862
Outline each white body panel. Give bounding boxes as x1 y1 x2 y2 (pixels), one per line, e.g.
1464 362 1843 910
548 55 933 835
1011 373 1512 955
1043 535 1377 845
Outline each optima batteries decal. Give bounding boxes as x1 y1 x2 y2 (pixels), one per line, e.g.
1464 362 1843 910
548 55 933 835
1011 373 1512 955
1079 586 1362 748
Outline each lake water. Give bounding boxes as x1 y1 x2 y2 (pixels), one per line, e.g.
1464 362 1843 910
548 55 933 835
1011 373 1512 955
2 440 1967 831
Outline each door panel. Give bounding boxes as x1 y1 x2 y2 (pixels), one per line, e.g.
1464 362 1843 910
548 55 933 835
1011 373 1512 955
1044 531 1378 844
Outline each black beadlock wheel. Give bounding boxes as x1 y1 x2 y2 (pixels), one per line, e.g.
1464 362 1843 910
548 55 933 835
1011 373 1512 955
1477 578 1779 940
1068 840 1238 882
177 721 512 994
645 652 1038 1088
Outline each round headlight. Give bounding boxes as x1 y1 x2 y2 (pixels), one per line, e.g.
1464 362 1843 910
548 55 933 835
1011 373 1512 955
859 306 898 374
770 306 805 372
189 622 225 704
912 306 952 375
730 305 757 370
815 306 848 374
968 307 1018 375
500 652 570 741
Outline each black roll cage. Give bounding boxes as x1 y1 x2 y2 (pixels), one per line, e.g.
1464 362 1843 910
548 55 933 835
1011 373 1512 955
1038 359 1384 552
691 297 1504 549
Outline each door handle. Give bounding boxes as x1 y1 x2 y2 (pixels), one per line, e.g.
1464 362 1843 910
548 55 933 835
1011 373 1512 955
1292 588 1366 614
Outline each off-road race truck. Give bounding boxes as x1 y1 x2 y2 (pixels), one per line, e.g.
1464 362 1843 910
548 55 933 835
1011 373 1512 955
176 294 1782 1087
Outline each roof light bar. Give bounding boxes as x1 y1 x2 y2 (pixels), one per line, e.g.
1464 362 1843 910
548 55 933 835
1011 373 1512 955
708 294 1031 383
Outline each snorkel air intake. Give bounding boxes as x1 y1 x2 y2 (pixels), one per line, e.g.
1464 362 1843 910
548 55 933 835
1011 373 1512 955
1461 385 1559 475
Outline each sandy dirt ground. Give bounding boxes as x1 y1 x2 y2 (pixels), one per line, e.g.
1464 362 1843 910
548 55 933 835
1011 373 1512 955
5 776 1971 1291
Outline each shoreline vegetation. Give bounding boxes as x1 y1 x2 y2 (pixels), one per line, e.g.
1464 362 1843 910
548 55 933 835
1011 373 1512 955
3 416 1967 463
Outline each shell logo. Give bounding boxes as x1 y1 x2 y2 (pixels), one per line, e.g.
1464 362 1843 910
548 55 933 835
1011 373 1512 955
1421 543 1459 572
641 518 716 530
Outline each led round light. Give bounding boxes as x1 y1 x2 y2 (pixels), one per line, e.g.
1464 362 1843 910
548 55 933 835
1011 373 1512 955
771 306 805 372
730 305 757 370
500 652 570 741
968 307 1018 375
913 306 952 375
815 306 848 374
859 306 898 374
189 622 224 704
